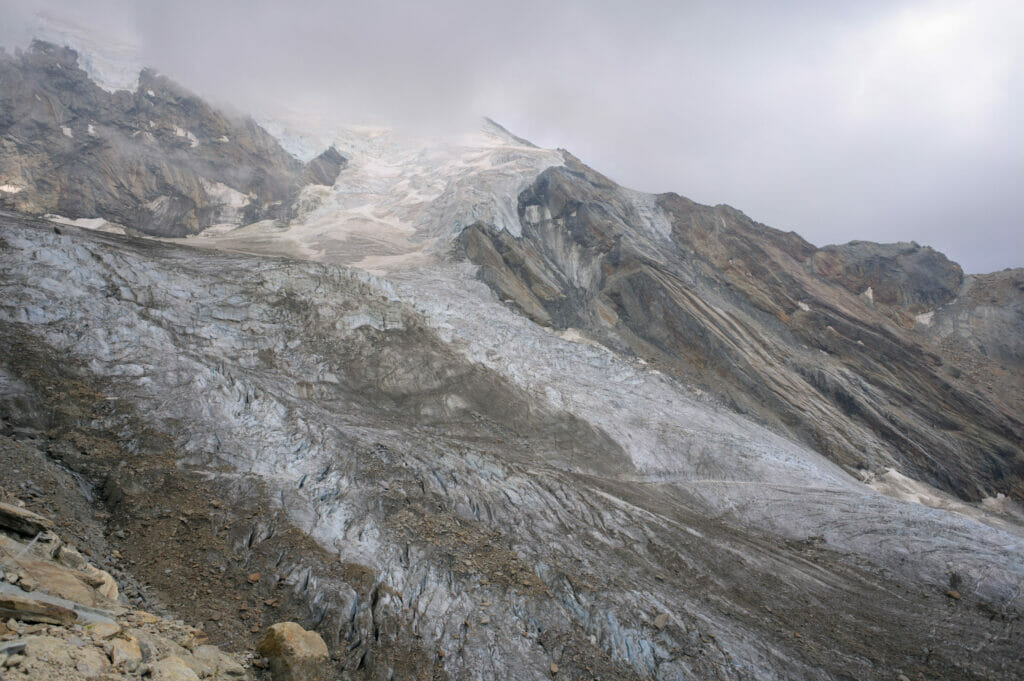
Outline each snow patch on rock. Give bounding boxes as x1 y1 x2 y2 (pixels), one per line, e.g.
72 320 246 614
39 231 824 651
200 179 249 210
43 214 126 234
624 189 674 241
174 126 199 148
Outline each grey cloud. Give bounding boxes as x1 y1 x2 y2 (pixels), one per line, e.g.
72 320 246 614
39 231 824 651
2 0 1020 272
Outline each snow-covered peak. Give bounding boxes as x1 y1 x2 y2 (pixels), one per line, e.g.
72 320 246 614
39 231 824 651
479 116 539 148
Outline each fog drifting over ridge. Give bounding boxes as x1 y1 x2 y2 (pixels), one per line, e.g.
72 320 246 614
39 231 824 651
1 0 1020 273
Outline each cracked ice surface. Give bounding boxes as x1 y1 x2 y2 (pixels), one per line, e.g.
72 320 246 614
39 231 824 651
391 263 854 487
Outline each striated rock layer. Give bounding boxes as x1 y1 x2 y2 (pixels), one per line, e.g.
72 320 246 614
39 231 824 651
460 155 1024 502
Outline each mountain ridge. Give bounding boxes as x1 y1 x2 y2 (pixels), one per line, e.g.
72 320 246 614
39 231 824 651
0 40 345 237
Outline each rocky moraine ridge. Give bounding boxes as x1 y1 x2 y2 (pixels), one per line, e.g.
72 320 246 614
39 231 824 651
0 39 1022 681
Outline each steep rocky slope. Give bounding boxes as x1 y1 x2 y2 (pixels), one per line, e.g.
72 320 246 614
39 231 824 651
919 268 1024 411
0 41 344 237
460 156 1024 502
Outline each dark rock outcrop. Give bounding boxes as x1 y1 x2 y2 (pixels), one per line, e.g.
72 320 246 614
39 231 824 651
302 146 346 187
810 240 964 311
925 268 1024 369
0 40 344 236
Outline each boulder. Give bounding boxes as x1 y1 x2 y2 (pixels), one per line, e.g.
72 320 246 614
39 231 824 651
256 622 330 681
74 646 109 677
6 558 115 609
22 635 74 665
150 655 201 681
192 644 247 677
85 622 121 640
105 636 142 668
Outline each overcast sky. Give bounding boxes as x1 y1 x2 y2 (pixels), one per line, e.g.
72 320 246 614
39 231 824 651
2 0 1021 272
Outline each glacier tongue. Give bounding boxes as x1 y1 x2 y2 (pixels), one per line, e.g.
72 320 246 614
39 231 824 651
391 263 851 485
380 259 1024 603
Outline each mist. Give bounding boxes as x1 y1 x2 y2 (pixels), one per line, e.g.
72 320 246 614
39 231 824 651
1 0 1020 272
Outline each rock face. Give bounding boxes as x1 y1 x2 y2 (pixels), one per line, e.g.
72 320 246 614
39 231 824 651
302 146 346 187
460 155 1023 502
0 41 344 236
924 269 1024 376
0 592 77 626
0 501 54 536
